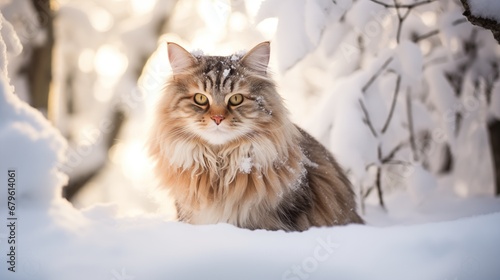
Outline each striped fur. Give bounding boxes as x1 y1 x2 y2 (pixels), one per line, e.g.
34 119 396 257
149 42 363 231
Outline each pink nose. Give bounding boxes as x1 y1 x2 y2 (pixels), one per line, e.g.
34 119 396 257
211 115 225 125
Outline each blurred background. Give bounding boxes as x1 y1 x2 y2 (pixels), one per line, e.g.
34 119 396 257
1 0 499 224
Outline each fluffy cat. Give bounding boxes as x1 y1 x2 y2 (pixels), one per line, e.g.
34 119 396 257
149 41 363 231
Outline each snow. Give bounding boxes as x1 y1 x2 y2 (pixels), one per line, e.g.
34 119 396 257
2 202 500 280
396 41 423 86
0 12 22 77
190 48 203 57
467 0 500 22
222 68 230 77
257 0 313 72
230 54 240 61
239 157 253 174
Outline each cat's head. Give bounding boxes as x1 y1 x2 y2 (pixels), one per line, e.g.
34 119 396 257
158 42 288 146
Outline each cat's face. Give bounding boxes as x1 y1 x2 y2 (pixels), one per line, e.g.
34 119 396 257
160 42 284 146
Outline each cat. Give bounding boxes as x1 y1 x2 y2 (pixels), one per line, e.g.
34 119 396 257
148 41 364 231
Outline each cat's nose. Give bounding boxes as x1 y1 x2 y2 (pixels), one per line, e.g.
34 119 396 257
210 115 225 125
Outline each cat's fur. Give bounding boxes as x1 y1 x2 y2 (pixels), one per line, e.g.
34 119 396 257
149 42 363 231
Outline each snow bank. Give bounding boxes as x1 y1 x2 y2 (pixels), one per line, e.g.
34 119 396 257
0 10 66 209
1 203 500 280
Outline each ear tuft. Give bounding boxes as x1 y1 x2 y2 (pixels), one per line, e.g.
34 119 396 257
240 41 270 75
167 42 197 74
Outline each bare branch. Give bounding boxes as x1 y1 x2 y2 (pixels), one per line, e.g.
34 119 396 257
366 162 377 170
414 18 467 42
414 29 439 42
381 141 406 163
406 88 418 161
453 18 468 26
381 75 402 134
370 0 435 9
385 159 409 165
395 6 412 43
362 56 394 93
370 0 436 43
375 166 386 209
363 186 375 199
359 98 378 137
461 0 500 44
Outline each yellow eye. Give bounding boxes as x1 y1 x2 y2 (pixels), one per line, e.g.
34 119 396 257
193 93 208 105
228 94 244 106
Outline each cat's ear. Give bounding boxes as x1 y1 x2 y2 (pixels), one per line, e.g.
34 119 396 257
167 42 197 74
240 41 270 75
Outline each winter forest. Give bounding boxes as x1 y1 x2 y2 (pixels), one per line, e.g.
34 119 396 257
1 0 500 279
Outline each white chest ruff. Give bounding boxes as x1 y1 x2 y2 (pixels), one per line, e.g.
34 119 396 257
161 130 307 226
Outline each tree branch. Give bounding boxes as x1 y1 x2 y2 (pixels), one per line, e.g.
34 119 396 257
362 56 394 93
406 88 418 161
381 141 406 163
381 75 402 134
395 3 412 44
370 0 435 9
414 18 467 42
375 166 386 209
460 0 500 44
28 0 54 114
363 186 375 199
385 159 410 165
414 29 439 42
359 98 378 137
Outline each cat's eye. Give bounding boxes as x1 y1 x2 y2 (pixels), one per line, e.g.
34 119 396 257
193 93 208 106
228 94 244 106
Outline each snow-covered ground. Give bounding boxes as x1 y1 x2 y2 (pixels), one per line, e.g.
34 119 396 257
2 1 500 279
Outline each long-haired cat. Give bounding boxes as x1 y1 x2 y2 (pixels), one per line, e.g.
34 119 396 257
149 41 363 231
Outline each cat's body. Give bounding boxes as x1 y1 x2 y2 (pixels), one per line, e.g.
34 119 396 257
149 42 363 231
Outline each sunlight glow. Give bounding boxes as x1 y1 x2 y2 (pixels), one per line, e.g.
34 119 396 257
229 12 247 32
256 18 278 40
94 44 128 78
245 0 264 19
450 37 460 53
78 49 95 73
93 84 115 103
79 123 100 144
89 7 114 32
455 181 469 198
198 0 230 33
109 142 125 164
121 141 150 182
388 39 398 49
419 40 431 56
420 11 437 27
109 141 151 183
131 0 156 15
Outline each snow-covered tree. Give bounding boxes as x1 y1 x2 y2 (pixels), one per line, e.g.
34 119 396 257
250 0 500 210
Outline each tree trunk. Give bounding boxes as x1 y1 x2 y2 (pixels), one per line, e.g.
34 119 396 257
488 120 500 196
28 0 54 113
